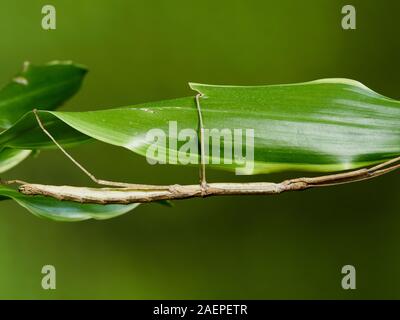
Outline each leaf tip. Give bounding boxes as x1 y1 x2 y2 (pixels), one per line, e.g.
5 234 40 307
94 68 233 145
46 60 89 74
188 82 206 95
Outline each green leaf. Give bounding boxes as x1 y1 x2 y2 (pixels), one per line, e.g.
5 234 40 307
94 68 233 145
0 61 88 129
0 185 139 221
0 61 89 172
0 148 31 173
2 79 400 174
0 111 91 150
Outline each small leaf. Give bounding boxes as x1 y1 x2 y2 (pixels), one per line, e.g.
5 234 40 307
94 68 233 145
0 148 31 173
0 185 140 221
0 61 88 129
0 111 91 150
0 61 89 173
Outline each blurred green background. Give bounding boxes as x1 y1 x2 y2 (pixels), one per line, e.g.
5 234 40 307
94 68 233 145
0 0 399 299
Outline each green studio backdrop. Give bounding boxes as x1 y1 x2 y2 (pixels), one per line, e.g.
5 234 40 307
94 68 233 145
0 0 399 299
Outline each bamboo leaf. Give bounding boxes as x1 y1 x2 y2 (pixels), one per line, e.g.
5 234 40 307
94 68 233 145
0 185 139 221
0 61 89 172
2 79 400 174
0 148 31 173
0 111 91 150
0 61 88 129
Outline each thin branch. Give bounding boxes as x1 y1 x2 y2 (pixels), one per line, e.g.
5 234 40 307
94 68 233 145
16 156 400 204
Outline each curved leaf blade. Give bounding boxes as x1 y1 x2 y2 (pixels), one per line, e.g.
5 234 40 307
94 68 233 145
0 61 88 129
0 148 31 173
0 61 89 172
0 111 91 150
2 79 400 174
51 79 400 173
